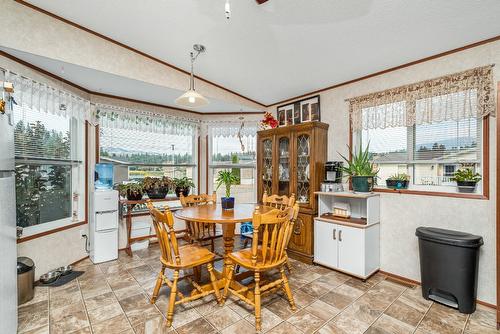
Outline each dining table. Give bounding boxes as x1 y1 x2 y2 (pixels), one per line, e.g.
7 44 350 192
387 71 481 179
175 203 274 290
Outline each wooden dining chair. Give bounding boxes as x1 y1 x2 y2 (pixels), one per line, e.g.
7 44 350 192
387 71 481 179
179 192 223 252
238 192 296 272
221 204 300 332
146 201 221 327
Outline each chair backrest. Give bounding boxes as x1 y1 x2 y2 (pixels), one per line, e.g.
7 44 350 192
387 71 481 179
146 200 181 266
262 191 295 210
179 192 216 207
250 203 299 267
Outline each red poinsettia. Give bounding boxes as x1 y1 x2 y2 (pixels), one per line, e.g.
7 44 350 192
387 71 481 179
260 112 278 129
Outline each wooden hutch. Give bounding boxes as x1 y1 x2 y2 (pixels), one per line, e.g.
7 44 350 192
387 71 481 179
257 121 329 264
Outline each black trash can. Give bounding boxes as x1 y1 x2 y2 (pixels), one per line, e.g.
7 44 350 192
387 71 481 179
416 227 483 314
415 227 483 314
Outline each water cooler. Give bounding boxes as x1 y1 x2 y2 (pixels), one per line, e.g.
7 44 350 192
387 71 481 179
89 164 119 264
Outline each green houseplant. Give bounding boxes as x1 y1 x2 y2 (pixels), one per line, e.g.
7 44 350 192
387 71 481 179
451 169 481 193
173 177 195 197
142 176 173 199
386 173 410 190
339 144 378 192
215 170 240 210
117 182 144 201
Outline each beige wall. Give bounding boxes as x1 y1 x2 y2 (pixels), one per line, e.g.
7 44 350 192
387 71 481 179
267 40 500 304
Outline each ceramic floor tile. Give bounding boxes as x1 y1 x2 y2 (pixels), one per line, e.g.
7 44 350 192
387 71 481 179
300 279 333 298
366 313 415 334
91 314 132 334
305 299 340 321
133 315 175 334
84 291 118 311
244 307 283 333
175 317 217 334
21 325 50 334
466 305 497 330
87 302 124 325
220 319 257 334
267 321 304 334
266 297 300 320
206 305 242 331
384 298 425 327
286 309 326 334
119 292 161 326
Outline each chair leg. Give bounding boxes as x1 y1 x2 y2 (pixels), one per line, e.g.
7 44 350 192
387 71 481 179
285 257 292 274
193 266 201 282
254 272 262 332
207 262 221 303
221 263 234 305
166 270 179 327
151 265 165 304
280 266 296 311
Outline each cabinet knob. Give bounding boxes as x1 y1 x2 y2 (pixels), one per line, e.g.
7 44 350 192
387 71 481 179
332 228 336 240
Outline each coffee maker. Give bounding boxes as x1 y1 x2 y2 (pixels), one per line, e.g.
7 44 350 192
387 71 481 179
321 161 344 192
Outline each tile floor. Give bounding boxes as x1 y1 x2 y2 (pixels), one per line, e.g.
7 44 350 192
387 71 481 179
18 238 498 334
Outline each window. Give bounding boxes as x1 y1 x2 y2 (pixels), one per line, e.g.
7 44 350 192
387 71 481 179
208 125 257 203
99 126 197 192
358 99 484 194
13 99 85 232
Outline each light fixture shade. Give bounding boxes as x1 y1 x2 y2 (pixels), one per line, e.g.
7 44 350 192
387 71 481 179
175 90 209 108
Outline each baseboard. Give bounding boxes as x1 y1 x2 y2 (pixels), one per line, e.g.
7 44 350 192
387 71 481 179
70 255 89 266
379 270 497 311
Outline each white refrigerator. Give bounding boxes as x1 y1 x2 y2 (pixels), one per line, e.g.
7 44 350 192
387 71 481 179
0 99 17 333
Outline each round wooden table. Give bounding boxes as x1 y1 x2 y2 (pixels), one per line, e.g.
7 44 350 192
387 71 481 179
175 204 274 282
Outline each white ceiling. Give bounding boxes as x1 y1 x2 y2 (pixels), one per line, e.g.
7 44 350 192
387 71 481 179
21 0 500 105
0 47 262 113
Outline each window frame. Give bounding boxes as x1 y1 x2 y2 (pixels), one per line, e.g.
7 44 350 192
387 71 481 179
207 127 258 204
349 116 490 200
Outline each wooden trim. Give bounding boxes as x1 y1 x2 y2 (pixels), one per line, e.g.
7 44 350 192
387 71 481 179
0 50 264 116
70 255 89 266
496 81 500 326
349 117 490 200
379 270 497 311
95 124 100 162
269 35 500 107
85 122 89 224
14 0 266 108
197 135 201 194
205 135 209 193
17 221 87 243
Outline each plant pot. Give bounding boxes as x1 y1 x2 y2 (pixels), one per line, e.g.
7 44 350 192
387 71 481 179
126 190 144 201
175 187 190 198
456 181 478 193
351 176 374 193
145 188 168 199
386 179 409 190
221 197 235 210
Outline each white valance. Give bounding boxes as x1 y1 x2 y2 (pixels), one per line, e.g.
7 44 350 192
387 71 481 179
6 70 91 121
348 65 495 131
94 103 200 136
209 122 258 138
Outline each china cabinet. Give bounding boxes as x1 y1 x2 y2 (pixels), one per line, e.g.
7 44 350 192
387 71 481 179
257 121 328 263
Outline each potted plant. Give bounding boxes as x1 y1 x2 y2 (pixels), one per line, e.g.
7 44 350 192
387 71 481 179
173 177 195 197
386 173 410 190
339 144 379 193
142 176 172 199
451 169 481 193
215 170 240 210
117 182 144 201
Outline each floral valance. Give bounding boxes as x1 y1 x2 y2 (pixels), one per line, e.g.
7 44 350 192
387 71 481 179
93 103 199 135
5 69 91 121
347 65 495 131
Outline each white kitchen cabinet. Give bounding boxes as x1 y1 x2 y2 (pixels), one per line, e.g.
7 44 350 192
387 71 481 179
313 192 380 279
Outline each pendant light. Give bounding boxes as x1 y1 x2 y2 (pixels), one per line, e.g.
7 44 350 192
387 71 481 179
175 44 209 108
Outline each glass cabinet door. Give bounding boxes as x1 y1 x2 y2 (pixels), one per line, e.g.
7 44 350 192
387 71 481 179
262 138 273 195
278 136 290 196
296 134 310 204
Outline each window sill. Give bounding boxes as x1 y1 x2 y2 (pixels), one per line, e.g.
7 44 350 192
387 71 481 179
17 221 87 244
373 187 488 200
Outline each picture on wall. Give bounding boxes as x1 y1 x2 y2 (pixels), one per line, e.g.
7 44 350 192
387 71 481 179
277 103 295 126
276 95 320 127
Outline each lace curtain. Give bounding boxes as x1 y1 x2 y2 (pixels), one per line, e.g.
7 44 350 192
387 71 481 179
93 103 200 136
348 65 495 131
6 70 91 121
208 122 258 138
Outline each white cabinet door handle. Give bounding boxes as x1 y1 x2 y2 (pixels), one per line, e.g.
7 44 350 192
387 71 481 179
339 230 343 242
332 228 336 240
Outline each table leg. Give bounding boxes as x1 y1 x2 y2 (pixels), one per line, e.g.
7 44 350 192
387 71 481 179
125 204 135 256
221 223 235 279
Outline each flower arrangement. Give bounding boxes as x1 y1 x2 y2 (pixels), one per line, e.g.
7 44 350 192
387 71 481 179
259 112 279 130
